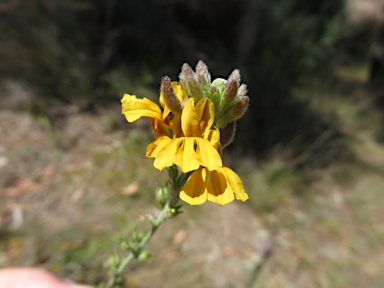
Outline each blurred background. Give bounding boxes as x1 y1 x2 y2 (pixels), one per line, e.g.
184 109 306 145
1 0 384 287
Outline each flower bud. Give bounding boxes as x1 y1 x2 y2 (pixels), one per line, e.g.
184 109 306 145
237 83 248 98
209 78 226 105
181 62 195 78
220 121 236 148
198 74 208 89
195 60 211 88
176 61 249 130
156 183 169 206
228 96 249 121
131 228 145 242
211 78 226 89
138 250 153 261
178 71 189 95
108 254 121 269
227 69 241 86
179 63 204 101
222 80 238 103
121 239 130 250
209 85 218 95
161 76 182 113
187 77 205 101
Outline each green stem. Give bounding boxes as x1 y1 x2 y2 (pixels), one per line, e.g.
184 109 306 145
105 166 186 288
106 198 178 288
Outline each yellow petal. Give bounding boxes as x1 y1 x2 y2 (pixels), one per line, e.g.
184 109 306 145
174 138 200 173
150 118 170 137
153 138 183 171
195 98 215 137
147 142 157 157
160 101 171 122
164 112 183 138
172 82 189 103
122 94 163 122
221 167 248 201
207 170 235 205
160 82 188 119
180 168 208 205
204 127 222 156
147 136 172 157
196 138 223 170
181 98 198 137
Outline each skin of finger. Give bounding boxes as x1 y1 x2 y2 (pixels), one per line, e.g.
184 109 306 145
0 268 93 288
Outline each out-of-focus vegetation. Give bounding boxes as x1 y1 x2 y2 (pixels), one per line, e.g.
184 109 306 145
0 0 375 159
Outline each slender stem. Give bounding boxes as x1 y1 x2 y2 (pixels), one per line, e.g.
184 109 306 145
116 253 134 274
106 199 177 288
116 201 169 274
105 166 186 288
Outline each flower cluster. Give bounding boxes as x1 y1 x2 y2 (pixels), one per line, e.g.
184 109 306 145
121 61 249 205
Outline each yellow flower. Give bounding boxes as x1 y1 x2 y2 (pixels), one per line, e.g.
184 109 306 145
148 98 222 173
121 82 188 138
121 83 221 173
179 167 249 205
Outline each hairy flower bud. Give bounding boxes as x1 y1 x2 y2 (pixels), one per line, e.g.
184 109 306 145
196 60 211 88
198 74 208 90
222 80 238 103
209 85 220 100
182 62 195 78
228 96 249 121
161 76 182 113
220 121 236 148
179 63 204 101
227 69 241 86
188 77 205 101
178 73 189 96
176 61 249 130
237 84 248 98
209 85 219 94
